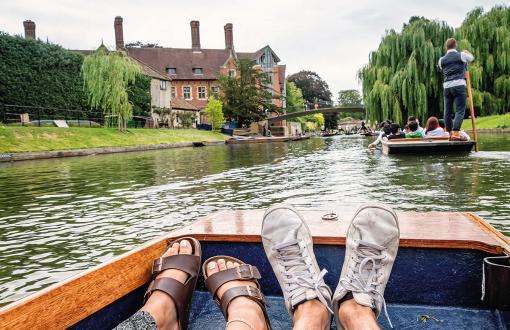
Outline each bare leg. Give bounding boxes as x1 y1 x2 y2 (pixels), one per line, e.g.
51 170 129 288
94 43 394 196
292 299 330 330
206 259 268 330
338 299 380 330
140 240 193 330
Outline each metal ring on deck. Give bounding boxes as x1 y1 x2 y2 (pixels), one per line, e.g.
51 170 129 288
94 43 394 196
322 212 338 221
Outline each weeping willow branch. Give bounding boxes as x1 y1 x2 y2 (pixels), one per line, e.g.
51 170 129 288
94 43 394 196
81 46 141 131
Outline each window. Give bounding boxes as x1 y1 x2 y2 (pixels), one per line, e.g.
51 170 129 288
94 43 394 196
183 86 191 100
192 68 203 75
166 67 177 75
211 86 220 96
228 69 236 78
171 86 176 98
159 80 167 90
198 86 206 99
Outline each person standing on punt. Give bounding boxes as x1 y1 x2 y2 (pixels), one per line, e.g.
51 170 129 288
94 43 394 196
438 38 474 141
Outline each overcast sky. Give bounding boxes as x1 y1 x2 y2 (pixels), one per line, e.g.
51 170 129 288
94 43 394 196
1 0 505 99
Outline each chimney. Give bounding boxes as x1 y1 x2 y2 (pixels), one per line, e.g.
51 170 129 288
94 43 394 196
224 23 233 50
23 20 36 39
114 16 124 50
190 21 201 51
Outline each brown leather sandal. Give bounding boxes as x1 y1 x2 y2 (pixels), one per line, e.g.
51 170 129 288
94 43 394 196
144 237 201 330
203 255 271 329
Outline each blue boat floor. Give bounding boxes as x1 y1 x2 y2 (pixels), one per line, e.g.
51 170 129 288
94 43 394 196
189 291 508 330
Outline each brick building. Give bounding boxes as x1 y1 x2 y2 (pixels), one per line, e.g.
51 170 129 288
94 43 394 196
114 17 286 118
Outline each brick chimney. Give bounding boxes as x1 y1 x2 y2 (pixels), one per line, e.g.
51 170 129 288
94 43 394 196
190 21 201 51
114 16 124 50
23 20 36 39
224 23 233 50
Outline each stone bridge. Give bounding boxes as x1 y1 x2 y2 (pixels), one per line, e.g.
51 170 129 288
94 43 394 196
267 106 365 124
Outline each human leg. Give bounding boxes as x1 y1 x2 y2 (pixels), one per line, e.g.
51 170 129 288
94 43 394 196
261 204 332 330
443 87 454 132
204 257 270 330
332 203 400 330
452 85 467 131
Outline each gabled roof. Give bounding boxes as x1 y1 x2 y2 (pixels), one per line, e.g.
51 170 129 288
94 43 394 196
127 48 232 80
237 45 281 63
130 57 170 81
171 97 200 111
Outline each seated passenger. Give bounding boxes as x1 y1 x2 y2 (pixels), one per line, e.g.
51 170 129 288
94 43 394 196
405 121 424 138
424 116 447 137
386 124 406 140
368 124 391 148
408 116 424 135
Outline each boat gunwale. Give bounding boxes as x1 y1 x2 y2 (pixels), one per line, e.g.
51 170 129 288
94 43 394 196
0 210 508 329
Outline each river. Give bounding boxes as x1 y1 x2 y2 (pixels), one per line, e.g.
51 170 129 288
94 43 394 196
1 133 509 305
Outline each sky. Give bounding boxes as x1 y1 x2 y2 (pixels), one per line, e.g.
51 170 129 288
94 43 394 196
0 0 506 100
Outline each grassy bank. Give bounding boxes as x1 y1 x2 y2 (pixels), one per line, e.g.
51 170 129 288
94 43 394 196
0 127 227 153
462 113 510 130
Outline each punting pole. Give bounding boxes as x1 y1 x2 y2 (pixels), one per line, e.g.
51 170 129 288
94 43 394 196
466 68 479 152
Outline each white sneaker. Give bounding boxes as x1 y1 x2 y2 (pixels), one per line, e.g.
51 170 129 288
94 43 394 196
261 204 333 318
332 203 400 329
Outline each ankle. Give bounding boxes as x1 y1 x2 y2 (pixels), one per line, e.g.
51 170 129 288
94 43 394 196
293 299 330 330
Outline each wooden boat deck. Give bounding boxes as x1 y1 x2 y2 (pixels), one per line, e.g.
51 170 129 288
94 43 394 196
1 209 508 329
382 138 476 155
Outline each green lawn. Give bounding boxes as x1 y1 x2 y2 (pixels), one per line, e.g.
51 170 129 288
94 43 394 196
0 126 227 153
462 113 510 130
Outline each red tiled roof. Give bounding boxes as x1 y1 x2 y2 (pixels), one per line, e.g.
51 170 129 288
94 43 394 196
128 48 232 80
171 97 200 111
130 57 170 81
237 46 281 63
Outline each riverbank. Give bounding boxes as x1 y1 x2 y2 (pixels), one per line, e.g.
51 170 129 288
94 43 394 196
0 127 227 153
462 113 510 130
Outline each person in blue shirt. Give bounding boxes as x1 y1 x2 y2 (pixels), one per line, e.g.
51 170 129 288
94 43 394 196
438 38 474 140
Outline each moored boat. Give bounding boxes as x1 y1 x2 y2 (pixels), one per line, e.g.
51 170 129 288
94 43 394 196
192 140 226 147
226 136 299 144
0 209 509 329
382 137 476 155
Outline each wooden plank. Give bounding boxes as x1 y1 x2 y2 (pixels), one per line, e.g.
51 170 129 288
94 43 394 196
0 209 508 329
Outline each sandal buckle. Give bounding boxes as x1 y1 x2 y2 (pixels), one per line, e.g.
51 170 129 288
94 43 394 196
236 264 254 279
152 257 163 273
246 286 263 301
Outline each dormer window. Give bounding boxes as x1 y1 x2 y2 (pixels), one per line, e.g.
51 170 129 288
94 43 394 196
166 67 177 75
193 68 203 75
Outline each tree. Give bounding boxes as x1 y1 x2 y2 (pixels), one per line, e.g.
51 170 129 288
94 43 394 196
204 96 224 131
82 46 141 131
128 74 152 116
218 59 276 127
359 6 510 123
338 89 363 106
285 81 305 113
287 70 332 107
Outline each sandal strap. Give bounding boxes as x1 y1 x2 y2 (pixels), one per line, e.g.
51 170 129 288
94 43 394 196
205 264 261 298
219 286 267 317
152 254 201 277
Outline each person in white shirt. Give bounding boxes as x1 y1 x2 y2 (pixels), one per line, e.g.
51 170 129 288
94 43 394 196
424 116 448 137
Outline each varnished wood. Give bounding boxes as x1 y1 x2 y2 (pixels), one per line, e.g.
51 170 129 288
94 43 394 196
0 209 508 329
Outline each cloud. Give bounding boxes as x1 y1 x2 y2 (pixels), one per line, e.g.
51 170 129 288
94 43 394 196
0 0 504 97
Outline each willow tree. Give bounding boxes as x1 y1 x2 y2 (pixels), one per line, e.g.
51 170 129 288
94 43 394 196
82 45 141 131
359 6 510 123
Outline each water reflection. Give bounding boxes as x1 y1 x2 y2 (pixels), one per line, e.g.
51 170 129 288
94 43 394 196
0 133 509 305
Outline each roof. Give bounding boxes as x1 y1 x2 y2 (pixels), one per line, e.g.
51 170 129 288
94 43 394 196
237 45 281 63
130 57 170 81
171 98 200 111
128 48 232 80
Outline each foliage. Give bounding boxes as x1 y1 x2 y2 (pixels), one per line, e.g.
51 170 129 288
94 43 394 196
128 74 152 116
0 127 226 153
203 96 224 131
176 111 195 128
82 46 141 131
359 6 510 123
338 89 364 120
0 32 86 113
125 41 162 48
292 113 325 132
285 81 305 113
462 112 510 129
287 70 332 107
218 59 277 126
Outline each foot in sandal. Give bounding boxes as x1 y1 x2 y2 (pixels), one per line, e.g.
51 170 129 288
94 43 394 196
140 237 201 330
204 256 270 330
262 204 332 330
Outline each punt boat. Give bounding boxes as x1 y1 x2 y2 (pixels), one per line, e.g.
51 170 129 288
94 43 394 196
225 136 308 144
0 209 509 329
382 137 476 155
192 140 226 147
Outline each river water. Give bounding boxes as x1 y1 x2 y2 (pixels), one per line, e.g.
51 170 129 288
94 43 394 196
1 133 509 305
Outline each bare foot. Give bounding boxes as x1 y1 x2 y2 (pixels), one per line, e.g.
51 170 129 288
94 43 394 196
141 240 193 330
206 259 268 330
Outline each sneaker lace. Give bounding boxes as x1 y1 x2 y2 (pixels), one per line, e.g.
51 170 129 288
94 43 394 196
273 239 333 313
340 240 393 328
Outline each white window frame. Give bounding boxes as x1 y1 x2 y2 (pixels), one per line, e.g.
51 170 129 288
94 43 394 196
197 86 207 99
211 86 220 96
159 80 167 90
170 86 176 98
183 86 192 100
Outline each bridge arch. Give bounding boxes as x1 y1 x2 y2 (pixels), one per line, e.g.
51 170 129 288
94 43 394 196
267 106 365 124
